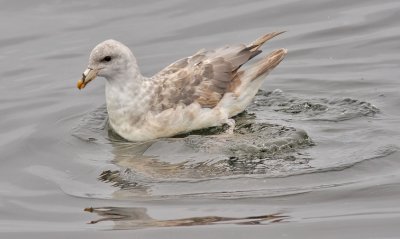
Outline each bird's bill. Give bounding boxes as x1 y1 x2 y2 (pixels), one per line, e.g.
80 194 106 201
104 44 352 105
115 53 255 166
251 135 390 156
77 68 98 90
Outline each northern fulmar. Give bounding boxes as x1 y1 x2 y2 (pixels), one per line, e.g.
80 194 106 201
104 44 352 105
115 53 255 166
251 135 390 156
77 32 287 141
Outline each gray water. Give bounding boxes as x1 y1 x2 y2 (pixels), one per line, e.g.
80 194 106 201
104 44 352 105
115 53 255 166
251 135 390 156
1 0 400 238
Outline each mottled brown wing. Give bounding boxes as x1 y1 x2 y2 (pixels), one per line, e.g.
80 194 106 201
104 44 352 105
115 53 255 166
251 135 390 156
150 44 254 111
150 32 285 112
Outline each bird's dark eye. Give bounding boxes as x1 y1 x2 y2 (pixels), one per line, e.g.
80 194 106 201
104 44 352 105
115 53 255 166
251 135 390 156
102 56 112 62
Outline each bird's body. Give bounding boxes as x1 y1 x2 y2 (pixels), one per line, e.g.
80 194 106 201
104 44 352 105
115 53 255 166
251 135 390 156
77 32 287 141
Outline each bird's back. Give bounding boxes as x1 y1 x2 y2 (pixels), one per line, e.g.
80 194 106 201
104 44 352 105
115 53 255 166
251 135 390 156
148 32 287 117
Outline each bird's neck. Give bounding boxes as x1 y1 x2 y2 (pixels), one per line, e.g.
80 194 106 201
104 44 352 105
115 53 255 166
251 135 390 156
105 66 152 129
105 64 143 95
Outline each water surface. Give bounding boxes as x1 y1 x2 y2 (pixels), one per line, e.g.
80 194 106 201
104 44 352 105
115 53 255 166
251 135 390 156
1 0 400 238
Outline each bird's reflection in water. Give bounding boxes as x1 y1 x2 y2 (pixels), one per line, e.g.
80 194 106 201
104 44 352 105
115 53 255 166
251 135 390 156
84 206 289 230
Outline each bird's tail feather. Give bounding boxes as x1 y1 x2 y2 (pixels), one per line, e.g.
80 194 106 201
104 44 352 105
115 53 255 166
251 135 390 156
252 48 287 79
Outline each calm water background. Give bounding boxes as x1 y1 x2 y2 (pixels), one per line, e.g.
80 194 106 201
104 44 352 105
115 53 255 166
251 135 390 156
1 0 400 238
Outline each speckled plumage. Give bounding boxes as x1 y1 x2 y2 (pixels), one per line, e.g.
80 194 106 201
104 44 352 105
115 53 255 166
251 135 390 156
78 32 287 141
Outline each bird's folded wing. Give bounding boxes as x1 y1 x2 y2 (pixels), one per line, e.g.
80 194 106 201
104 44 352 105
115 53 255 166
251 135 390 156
150 44 254 111
150 32 285 112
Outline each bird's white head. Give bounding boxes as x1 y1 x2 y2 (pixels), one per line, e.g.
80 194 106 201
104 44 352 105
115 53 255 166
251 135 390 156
77 39 139 90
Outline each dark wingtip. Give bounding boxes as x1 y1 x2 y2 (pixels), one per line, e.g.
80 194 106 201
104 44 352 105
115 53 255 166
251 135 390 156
249 31 286 51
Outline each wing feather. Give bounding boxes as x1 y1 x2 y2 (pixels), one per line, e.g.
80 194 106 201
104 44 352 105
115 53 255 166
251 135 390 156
150 32 284 111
